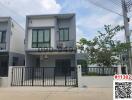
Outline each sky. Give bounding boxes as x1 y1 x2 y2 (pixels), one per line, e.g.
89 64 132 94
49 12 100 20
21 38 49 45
0 0 132 42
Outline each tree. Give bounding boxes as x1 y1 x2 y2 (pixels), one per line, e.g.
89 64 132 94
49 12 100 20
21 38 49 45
77 25 129 67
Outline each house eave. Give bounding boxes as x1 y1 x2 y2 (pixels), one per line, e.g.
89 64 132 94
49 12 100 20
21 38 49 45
26 13 75 19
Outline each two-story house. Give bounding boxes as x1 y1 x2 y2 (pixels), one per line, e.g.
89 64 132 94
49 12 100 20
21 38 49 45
25 14 76 75
0 17 25 77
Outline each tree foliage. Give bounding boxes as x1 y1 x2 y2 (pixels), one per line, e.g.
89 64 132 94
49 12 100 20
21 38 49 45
77 25 129 67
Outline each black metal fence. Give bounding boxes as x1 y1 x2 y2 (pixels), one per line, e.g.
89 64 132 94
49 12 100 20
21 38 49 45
11 67 77 87
82 67 118 76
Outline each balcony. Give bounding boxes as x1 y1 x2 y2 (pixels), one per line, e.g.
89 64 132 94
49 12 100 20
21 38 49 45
0 43 6 50
26 40 76 53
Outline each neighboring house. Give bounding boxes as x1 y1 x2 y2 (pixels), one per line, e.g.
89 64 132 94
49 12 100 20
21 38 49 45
0 17 25 77
25 14 76 73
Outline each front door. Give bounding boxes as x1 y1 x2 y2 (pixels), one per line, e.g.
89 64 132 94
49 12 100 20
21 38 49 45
36 58 40 67
55 59 71 75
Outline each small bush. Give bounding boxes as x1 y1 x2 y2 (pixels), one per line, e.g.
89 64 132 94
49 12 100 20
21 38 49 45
82 72 98 76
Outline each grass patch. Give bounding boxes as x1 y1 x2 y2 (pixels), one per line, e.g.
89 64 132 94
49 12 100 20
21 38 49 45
82 72 99 76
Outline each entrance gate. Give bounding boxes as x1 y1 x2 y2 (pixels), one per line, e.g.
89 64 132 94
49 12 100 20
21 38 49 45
11 67 78 87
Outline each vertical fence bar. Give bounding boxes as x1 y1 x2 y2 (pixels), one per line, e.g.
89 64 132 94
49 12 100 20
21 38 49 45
76 67 78 87
32 67 34 86
87 67 89 75
15 68 17 86
103 67 104 76
99 67 101 76
65 69 67 86
16 68 18 86
54 68 55 86
11 68 14 86
43 67 44 86
21 67 24 86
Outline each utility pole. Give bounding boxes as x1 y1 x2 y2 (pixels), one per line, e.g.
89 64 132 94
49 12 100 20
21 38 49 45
122 0 132 74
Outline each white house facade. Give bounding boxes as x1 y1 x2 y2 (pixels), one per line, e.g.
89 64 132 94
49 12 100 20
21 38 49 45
0 17 25 77
25 13 76 74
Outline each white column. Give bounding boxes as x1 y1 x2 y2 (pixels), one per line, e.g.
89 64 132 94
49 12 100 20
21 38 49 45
125 66 128 74
117 66 122 74
51 28 56 48
8 66 13 87
77 65 82 87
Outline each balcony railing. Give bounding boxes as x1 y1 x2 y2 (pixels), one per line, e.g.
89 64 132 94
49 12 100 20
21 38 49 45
37 47 76 52
56 40 75 49
27 40 76 52
0 42 6 50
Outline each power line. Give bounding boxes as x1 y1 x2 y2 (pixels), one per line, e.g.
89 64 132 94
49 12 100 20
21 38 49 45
108 0 123 14
85 0 132 19
109 0 122 8
85 0 124 17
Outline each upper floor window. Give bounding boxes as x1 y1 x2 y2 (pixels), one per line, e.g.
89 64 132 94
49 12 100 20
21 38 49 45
59 28 69 41
32 29 50 48
0 31 6 43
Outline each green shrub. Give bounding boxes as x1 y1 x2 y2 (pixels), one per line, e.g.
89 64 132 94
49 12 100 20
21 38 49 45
82 72 98 76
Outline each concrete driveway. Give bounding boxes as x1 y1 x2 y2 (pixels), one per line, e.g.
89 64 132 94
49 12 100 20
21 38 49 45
0 87 112 100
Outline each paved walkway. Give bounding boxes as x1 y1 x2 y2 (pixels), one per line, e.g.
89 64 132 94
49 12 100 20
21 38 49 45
0 87 112 100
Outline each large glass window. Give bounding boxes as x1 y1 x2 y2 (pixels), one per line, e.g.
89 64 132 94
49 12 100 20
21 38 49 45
59 28 69 41
32 30 37 48
32 30 37 42
38 30 43 42
32 29 50 48
0 31 6 43
0 32 2 42
44 30 50 42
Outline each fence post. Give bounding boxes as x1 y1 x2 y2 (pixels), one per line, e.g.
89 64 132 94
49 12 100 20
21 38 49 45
77 65 82 87
117 66 122 74
125 66 128 74
8 66 13 87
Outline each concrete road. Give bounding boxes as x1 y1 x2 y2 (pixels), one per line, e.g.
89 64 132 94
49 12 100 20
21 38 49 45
0 87 113 100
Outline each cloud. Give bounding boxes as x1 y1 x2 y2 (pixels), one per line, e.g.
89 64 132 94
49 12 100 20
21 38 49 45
113 30 126 42
76 27 90 42
77 13 123 30
0 0 61 15
41 0 61 13
0 0 61 27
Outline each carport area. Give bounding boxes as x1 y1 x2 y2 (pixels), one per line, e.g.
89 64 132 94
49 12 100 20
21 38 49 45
0 53 9 77
0 87 112 100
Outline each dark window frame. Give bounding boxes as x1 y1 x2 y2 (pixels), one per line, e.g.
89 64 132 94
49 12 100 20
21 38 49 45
0 31 6 43
32 29 51 48
59 28 69 41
